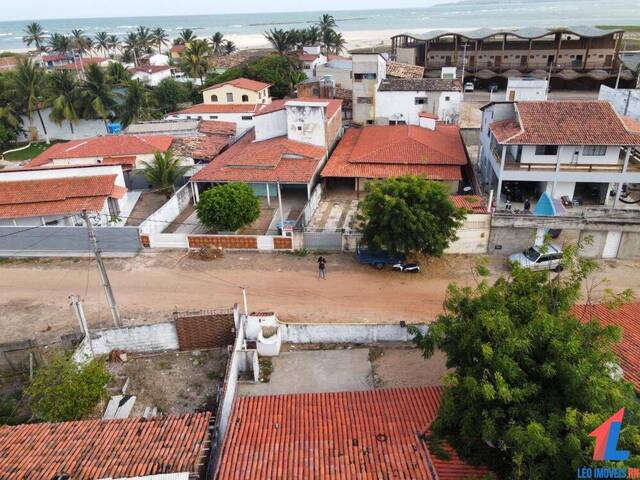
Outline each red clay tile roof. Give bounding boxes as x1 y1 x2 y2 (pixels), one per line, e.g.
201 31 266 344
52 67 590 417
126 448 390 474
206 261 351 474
172 135 229 160
321 125 466 180
451 195 487 213
54 57 108 71
572 303 640 392
203 77 270 92
0 56 19 71
41 53 68 62
198 120 237 136
26 135 173 168
216 386 490 480
0 174 124 219
490 101 640 145
296 52 321 62
254 98 343 120
386 60 426 79
173 103 257 115
0 412 210 479
191 129 326 183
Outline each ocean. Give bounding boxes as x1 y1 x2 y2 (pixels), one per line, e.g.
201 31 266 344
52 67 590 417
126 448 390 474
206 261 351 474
1 0 639 52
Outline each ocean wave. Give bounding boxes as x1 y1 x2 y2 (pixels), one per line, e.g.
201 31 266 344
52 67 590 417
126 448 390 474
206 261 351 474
117 25 136 28
0 33 13 37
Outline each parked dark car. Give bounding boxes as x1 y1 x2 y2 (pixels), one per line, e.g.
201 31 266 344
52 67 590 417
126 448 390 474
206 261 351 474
488 83 499 92
356 246 403 270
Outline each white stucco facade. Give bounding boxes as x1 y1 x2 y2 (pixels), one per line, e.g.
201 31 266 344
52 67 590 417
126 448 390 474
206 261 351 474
375 90 462 125
352 54 387 125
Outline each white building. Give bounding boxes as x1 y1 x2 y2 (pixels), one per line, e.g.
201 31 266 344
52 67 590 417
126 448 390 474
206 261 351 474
479 100 640 209
505 77 548 101
376 78 462 125
316 58 353 89
352 53 388 125
130 65 174 87
0 164 128 227
296 46 327 78
599 85 640 122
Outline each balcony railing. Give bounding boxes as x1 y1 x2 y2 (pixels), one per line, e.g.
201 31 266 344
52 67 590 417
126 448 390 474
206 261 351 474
492 148 640 173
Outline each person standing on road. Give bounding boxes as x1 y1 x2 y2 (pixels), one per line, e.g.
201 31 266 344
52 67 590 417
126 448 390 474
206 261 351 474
317 256 327 279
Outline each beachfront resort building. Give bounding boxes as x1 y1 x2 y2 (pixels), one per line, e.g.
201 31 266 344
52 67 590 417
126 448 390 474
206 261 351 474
479 100 640 209
167 77 272 132
391 27 627 86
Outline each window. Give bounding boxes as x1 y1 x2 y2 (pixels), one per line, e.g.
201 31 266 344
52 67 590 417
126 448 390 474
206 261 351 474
297 126 302 131
583 145 606 156
241 115 253 120
357 97 373 104
354 73 376 81
241 94 249 102
211 94 218 102
312 88 320 96
366 120 374 125
304 64 311 69
209 115 218 119
414 97 427 105
535 145 558 156
226 92 233 102
444 96 450 101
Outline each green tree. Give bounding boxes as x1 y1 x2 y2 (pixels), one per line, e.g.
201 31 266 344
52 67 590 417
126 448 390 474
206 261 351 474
94 31 109 56
178 28 197 44
210 32 225 55
245 54 304 98
107 34 120 58
106 61 131 86
181 39 211 85
48 33 71 56
151 27 170 54
224 40 237 55
26 353 111 422
196 182 260 232
46 70 80 133
22 22 46 52
70 29 92 55
264 28 294 56
118 79 156 126
80 63 115 129
10 58 48 139
410 246 639 478
153 78 189 113
357 176 466 257
140 150 189 197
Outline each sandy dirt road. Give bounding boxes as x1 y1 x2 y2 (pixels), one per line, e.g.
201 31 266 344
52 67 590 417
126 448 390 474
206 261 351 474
0 251 637 344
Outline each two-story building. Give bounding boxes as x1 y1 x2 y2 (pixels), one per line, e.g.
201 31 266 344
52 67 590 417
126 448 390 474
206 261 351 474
479 100 640 209
129 65 174 86
375 78 462 125
295 45 327 78
167 77 272 131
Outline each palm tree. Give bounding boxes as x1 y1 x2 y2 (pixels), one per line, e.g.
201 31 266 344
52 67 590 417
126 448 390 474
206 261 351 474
118 79 156 126
224 40 236 55
180 39 211 85
48 33 71 56
317 14 338 52
151 27 169 54
210 32 225 55
303 26 321 46
324 30 346 55
264 28 293 56
95 32 109 56
23 22 46 52
10 59 48 139
179 29 197 44
139 150 189 198
124 32 141 65
107 34 120 58
106 62 130 86
71 29 91 55
80 63 115 129
136 26 153 53
46 70 80 133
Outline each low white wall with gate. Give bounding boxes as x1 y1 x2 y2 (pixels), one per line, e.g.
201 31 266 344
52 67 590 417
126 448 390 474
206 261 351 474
298 184 323 227
281 322 427 343
90 323 178 356
139 184 193 235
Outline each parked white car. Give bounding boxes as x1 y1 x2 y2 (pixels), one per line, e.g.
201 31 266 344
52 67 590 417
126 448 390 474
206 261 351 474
464 82 475 92
509 244 564 272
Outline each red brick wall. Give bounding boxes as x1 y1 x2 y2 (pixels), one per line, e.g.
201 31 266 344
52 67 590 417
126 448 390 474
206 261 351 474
273 236 293 250
325 108 343 148
174 312 235 350
188 235 258 249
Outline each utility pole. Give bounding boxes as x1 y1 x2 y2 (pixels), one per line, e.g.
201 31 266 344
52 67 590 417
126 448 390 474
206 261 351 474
69 294 95 358
82 210 122 328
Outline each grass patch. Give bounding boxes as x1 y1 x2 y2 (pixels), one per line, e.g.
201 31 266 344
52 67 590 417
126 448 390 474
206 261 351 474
258 357 273 383
2 141 67 162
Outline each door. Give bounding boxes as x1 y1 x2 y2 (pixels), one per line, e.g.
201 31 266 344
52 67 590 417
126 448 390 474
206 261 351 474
444 56 452 66
604 55 613 67
602 231 622 259
508 90 516 101
520 56 527 67
494 56 502 67
469 55 476 68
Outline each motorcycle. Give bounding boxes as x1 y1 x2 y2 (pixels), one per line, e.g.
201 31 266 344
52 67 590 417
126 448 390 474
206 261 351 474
392 262 421 273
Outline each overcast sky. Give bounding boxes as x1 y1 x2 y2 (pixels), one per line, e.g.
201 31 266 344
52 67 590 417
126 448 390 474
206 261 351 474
2 0 453 22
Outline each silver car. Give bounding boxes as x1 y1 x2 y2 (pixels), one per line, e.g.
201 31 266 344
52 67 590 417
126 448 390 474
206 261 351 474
509 244 563 272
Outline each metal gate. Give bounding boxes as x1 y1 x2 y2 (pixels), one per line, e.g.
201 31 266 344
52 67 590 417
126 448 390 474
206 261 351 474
303 231 343 251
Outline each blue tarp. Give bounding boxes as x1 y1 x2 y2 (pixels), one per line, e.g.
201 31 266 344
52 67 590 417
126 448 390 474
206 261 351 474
533 192 556 216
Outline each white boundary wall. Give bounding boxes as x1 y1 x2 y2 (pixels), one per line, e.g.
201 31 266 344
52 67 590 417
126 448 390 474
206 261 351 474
299 184 323 227
281 323 427 343
445 214 491 254
90 323 178 355
139 184 193 235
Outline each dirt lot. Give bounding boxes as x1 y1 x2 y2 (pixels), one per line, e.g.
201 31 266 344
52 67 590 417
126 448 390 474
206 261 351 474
107 348 228 416
372 346 450 388
0 252 638 344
